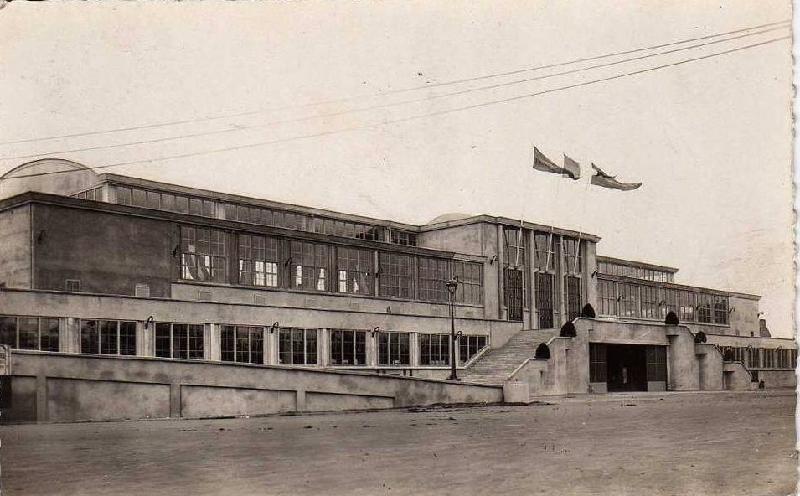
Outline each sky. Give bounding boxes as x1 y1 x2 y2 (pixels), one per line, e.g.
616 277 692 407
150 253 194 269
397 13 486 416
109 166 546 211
0 1 794 337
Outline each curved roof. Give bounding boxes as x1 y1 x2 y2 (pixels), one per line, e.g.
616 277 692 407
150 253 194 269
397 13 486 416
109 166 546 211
0 159 99 200
427 212 474 225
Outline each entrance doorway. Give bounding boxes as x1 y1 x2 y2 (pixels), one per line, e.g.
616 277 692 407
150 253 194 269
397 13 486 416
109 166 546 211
589 344 668 392
504 268 524 322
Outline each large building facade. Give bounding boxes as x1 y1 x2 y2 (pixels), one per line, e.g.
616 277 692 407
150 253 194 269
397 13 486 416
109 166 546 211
0 159 795 422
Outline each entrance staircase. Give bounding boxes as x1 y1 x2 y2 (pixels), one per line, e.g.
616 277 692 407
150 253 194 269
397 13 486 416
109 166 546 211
461 329 557 385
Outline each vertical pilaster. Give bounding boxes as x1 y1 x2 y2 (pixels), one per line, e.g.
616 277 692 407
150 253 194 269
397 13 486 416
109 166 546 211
496 224 505 321
585 241 598 311
208 324 221 362
410 332 420 367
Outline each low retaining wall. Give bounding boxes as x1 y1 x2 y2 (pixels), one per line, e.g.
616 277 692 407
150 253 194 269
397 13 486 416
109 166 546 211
1 351 502 423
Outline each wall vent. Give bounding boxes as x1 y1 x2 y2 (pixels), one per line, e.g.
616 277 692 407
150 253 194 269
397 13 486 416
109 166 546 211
65 279 81 292
253 294 267 305
135 284 151 298
197 291 213 301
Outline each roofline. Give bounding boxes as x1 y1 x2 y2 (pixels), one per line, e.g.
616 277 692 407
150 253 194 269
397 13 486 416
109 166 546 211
596 273 761 299
596 255 679 273
98 173 422 231
0 191 486 261
420 214 602 242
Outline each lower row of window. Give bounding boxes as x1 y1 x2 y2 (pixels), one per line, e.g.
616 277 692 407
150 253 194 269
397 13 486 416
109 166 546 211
0 316 487 367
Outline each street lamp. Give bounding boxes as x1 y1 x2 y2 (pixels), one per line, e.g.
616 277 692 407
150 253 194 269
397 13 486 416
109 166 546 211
445 277 460 381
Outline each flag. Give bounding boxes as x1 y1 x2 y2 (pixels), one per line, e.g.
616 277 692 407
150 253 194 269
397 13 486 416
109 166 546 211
532 147 580 180
562 154 581 180
590 163 641 191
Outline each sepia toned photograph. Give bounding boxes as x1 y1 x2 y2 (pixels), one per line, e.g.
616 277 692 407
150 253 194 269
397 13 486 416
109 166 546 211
0 1 796 495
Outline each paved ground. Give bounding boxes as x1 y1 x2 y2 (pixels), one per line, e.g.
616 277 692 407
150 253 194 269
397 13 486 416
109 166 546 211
0 391 796 496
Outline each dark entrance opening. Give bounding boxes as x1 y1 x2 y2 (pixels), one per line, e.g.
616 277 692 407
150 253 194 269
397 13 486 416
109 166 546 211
504 268 524 322
607 345 647 392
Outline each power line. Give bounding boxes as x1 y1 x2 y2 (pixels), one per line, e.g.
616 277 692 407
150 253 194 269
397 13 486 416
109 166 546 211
7 34 787 181
0 19 789 148
3 24 789 162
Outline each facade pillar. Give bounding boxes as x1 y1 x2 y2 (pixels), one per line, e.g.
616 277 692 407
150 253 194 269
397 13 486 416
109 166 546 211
208 324 221 362
496 224 505 321
585 241 598 311
64 317 80 354
528 229 537 329
410 332 420 367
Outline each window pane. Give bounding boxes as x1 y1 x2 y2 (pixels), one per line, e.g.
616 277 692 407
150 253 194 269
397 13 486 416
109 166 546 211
18 317 39 350
155 323 171 358
120 322 137 356
100 320 119 355
40 318 60 352
80 320 99 355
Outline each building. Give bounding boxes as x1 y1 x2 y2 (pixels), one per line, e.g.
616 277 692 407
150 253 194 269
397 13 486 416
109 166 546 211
0 159 795 422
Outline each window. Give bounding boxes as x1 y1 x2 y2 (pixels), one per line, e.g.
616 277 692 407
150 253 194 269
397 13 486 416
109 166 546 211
336 247 374 295
562 238 582 275
589 343 607 383
459 335 487 365
378 252 415 298
564 275 582 322
155 323 205 360
132 188 147 207
453 261 483 305
290 241 329 292
278 328 318 365
389 229 416 246
378 332 410 366
181 227 228 283
239 234 279 288
418 257 450 302
662 288 679 319
135 283 151 297
79 320 136 356
646 346 667 382
598 279 618 316
534 232 556 272
713 296 729 325
640 285 659 319
679 291 696 322
115 186 132 205
696 293 712 323
330 330 367 366
747 347 761 369
221 325 264 364
419 333 450 366
619 283 640 318
0 316 59 352
535 272 554 328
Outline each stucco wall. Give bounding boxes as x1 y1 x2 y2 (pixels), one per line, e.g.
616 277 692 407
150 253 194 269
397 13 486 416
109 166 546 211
0 205 31 289
33 204 175 297
2 351 502 423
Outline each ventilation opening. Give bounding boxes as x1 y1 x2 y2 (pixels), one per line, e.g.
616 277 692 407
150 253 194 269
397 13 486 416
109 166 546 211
135 284 151 297
65 279 81 292
197 291 213 301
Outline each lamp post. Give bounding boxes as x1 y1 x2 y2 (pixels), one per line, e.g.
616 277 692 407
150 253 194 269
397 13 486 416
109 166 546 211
445 277 459 381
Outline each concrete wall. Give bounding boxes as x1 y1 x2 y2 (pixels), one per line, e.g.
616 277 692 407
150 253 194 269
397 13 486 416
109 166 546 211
757 370 796 389
2 351 502 423
33 204 175 297
0 204 31 289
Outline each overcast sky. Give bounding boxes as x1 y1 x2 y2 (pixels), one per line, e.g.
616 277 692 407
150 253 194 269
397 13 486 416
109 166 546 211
0 1 793 336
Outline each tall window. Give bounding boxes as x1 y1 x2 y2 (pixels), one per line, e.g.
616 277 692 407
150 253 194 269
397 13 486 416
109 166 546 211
598 280 618 316
336 247 373 295
459 335 488 365
0 315 60 352
80 320 136 356
378 252 414 299
533 232 556 272
640 285 660 319
679 291 696 322
378 332 410 366
562 238 582 275
535 273 555 328
290 241 329 292
503 227 528 309
221 325 264 364
418 257 450 302
564 276 582 322
589 343 607 383
713 296 729 325
155 323 205 360
619 283 640 318
278 328 317 365
330 330 367 366
419 334 450 366
239 234 279 287
696 293 712 323
181 226 227 283
662 288 679 319
453 261 483 305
